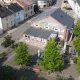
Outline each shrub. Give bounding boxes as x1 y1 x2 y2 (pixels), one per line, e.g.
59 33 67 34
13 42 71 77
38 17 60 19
1 35 14 48
73 57 78 64
0 52 7 58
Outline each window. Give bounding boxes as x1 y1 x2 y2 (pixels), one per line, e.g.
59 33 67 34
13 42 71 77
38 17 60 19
31 11 32 14
26 14 27 17
27 35 30 39
25 35 27 37
45 26 49 29
41 39 47 44
36 25 39 27
54 27 59 31
25 8 27 11
28 7 29 10
25 35 30 39
55 28 58 30
31 6 32 9
11 21 13 24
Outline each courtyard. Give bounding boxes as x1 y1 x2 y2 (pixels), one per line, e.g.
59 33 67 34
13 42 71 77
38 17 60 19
0 43 79 80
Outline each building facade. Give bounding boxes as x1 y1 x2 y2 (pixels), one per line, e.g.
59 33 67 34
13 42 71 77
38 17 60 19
15 0 34 20
31 8 74 41
23 27 57 49
0 6 14 32
67 0 80 17
8 3 24 25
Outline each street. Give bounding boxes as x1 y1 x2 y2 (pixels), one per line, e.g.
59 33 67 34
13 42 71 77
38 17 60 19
0 22 30 53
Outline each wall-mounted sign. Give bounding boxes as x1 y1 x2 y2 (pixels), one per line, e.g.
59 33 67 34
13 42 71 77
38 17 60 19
40 22 48 25
40 22 58 27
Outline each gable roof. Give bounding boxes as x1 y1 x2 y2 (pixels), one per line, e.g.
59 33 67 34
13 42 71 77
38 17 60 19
16 0 34 7
0 6 13 18
24 27 57 39
8 3 23 13
16 0 27 7
32 8 74 29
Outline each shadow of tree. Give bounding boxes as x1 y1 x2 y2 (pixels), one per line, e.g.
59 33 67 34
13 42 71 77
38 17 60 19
28 52 43 67
59 63 71 73
16 68 47 80
68 75 75 80
0 57 8 65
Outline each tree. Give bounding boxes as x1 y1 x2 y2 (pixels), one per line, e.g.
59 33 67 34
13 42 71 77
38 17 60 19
20 76 30 80
77 56 80 73
39 38 64 72
34 5 39 13
0 65 16 80
74 19 80 36
1 35 14 48
73 36 80 56
15 42 31 65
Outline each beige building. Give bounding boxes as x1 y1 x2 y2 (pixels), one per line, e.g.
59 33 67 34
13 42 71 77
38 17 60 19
0 0 13 4
31 8 74 41
0 6 14 32
23 27 57 49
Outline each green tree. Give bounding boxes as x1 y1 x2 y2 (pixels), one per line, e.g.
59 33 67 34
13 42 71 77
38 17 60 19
77 56 80 73
73 36 80 56
0 65 16 80
39 38 64 72
74 19 80 36
1 35 14 48
15 42 31 65
20 76 30 80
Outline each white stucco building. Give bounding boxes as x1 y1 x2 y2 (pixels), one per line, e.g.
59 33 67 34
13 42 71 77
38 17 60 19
8 3 24 25
37 0 52 8
0 6 14 32
67 0 80 18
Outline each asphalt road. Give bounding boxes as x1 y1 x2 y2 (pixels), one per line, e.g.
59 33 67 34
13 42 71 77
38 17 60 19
0 22 30 53
10 23 30 41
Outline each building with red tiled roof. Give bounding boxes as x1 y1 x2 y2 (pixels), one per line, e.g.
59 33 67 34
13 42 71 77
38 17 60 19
16 0 27 7
14 0 34 19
